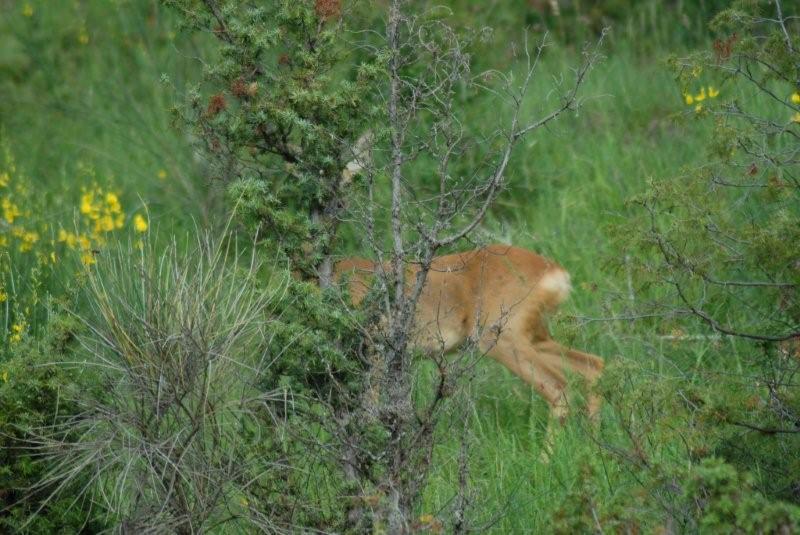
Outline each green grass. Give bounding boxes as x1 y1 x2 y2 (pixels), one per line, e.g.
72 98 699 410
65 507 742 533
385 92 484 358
1 0 792 532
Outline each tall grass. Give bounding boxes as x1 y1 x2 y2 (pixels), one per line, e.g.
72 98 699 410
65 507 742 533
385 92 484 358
2 0 789 532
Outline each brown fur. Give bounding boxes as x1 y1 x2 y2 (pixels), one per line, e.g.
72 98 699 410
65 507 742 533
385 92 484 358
334 244 605 420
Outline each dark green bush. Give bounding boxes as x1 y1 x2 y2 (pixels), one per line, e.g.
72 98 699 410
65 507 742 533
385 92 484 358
0 311 108 533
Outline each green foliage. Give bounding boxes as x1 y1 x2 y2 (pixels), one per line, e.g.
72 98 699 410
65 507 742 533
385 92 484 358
166 0 378 272
612 0 800 525
683 458 800 533
31 234 316 532
0 309 108 533
265 279 364 398
4 0 800 532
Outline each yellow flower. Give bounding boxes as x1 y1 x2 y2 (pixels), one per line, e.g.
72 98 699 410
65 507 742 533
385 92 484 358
684 93 694 105
58 229 78 249
694 87 706 102
0 288 6 302
78 31 90 45
157 169 167 180
80 191 96 216
695 104 703 113
10 321 26 344
50 251 56 263
708 86 719 98
105 192 122 214
792 92 800 104
18 230 39 252
22 3 33 17
97 214 115 232
81 252 96 266
78 234 91 250
2 197 21 223
792 112 800 123
133 214 148 233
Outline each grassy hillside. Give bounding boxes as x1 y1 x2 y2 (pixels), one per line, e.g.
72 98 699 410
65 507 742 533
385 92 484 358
1 1 797 532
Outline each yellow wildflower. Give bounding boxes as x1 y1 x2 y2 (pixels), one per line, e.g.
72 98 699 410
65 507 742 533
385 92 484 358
81 252 96 266
78 234 91 251
22 3 33 17
157 169 167 180
792 113 800 123
18 230 39 252
10 322 26 344
81 186 124 238
2 197 21 223
58 229 78 249
50 251 56 263
80 191 97 217
133 214 148 233
78 31 90 45
97 214 115 233
684 93 694 105
105 192 122 214
0 288 6 302
792 92 800 104
708 86 719 98
694 87 707 102
695 104 703 113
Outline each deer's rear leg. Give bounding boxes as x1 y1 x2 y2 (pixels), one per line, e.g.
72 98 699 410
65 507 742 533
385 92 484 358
483 336 604 420
532 340 604 419
483 339 570 421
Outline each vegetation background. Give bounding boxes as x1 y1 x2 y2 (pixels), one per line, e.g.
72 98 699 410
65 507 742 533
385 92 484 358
0 0 798 532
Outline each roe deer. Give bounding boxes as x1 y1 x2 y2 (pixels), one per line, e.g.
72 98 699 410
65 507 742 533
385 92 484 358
334 244 605 422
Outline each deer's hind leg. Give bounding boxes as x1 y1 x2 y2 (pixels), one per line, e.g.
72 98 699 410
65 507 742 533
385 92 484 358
482 337 571 421
531 340 604 419
481 336 576 460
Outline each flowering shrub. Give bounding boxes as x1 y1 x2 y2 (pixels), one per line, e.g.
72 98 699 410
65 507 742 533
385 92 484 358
614 0 800 518
0 142 149 348
682 84 720 112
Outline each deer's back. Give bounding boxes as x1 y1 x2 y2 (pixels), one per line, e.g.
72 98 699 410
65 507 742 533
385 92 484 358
334 244 567 352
